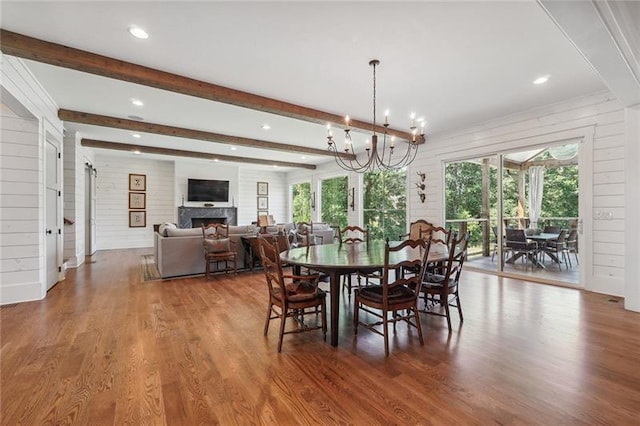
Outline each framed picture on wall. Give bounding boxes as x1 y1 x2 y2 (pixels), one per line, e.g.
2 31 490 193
257 196 269 210
129 192 146 209
257 181 269 195
129 211 146 228
129 173 146 191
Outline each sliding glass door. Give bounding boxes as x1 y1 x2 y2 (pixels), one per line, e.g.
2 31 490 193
444 142 580 286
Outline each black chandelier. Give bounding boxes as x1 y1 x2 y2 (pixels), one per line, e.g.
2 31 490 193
326 59 424 173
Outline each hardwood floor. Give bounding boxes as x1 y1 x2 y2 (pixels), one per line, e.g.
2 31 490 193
2 248 639 424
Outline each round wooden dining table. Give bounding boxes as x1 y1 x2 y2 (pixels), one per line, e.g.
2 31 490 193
280 241 448 347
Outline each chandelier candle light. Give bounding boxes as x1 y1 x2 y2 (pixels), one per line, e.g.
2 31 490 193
326 59 425 173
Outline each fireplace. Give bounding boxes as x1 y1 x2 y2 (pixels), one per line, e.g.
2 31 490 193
178 207 237 228
191 217 227 228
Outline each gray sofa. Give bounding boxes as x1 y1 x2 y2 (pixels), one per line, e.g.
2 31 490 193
153 223 299 278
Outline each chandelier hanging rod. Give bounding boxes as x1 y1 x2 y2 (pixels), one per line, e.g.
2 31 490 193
326 59 426 173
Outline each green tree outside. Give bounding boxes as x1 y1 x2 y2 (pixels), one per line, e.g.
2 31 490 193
321 176 348 229
445 155 578 252
292 182 311 223
364 169 406 241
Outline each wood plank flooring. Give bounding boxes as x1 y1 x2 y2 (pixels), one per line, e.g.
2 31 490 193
2 248 639 424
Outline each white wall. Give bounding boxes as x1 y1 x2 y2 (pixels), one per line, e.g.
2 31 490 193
624 107 640 311
1 54 63 304
285 91 634 300
92 155 288 249
174 160 288 225
94 155 175 249
412 92 626 297
236 166 287 225
62 131 95 267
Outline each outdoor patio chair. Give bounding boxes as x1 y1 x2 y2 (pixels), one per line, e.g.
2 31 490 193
542 229 569 270
565 229 579 266
543 225 562 234
504 229 539 270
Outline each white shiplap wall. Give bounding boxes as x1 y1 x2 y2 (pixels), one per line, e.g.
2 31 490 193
1 54 64 304
174 160 287 225
62 131 77 265
62 131 95 267
409 92 625 296
95 155 175 250
0 113 41 303
237 166 288 225
92 156 288 249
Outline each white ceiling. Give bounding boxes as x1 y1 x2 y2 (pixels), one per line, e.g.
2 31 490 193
1 1 606 171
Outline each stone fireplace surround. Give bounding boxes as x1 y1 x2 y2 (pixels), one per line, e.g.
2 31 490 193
178 206 238 229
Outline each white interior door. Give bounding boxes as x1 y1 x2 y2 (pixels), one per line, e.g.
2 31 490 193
45 138 61 290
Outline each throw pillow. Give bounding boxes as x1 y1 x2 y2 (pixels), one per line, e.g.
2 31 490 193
158 222 177 236
204 238 231 253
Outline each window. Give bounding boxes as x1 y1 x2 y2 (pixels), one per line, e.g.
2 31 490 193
363 169 406 240
291 182 311 223
320 176 348 229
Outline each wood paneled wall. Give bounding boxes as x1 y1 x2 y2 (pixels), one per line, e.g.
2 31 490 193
1 54 63 304
90 155 288 249
410 91 625 296
94 155 175 250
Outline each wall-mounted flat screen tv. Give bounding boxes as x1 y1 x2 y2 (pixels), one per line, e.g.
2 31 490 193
187 178 229 202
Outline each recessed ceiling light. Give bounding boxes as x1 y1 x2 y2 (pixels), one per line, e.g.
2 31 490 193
133 150 141 155
130 98 144 107
230 147 237 151
132 133 141 139
128 26 149 39
301 156 306 160
213 159 219 162
261 124 271 130
127 115 144 121
533 75 550 85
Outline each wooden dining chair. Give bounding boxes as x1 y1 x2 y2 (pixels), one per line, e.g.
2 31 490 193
258 233 291 269
258 238 327 352
412 226 452 277
201 224 237 277
354 238 431 356
399 219 434 241
338 225 377 298
295 221 323 248
420 231 469 331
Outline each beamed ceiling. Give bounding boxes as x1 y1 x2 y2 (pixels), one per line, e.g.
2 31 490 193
0 1 609 171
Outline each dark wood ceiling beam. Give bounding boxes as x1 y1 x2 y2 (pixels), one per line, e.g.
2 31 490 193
81 139 316 170
59 109 354 160
1 29 423 142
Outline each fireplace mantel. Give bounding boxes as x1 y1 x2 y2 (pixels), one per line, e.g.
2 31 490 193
178 206 238 228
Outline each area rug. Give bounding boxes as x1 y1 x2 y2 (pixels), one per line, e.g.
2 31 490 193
140 255 161 281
